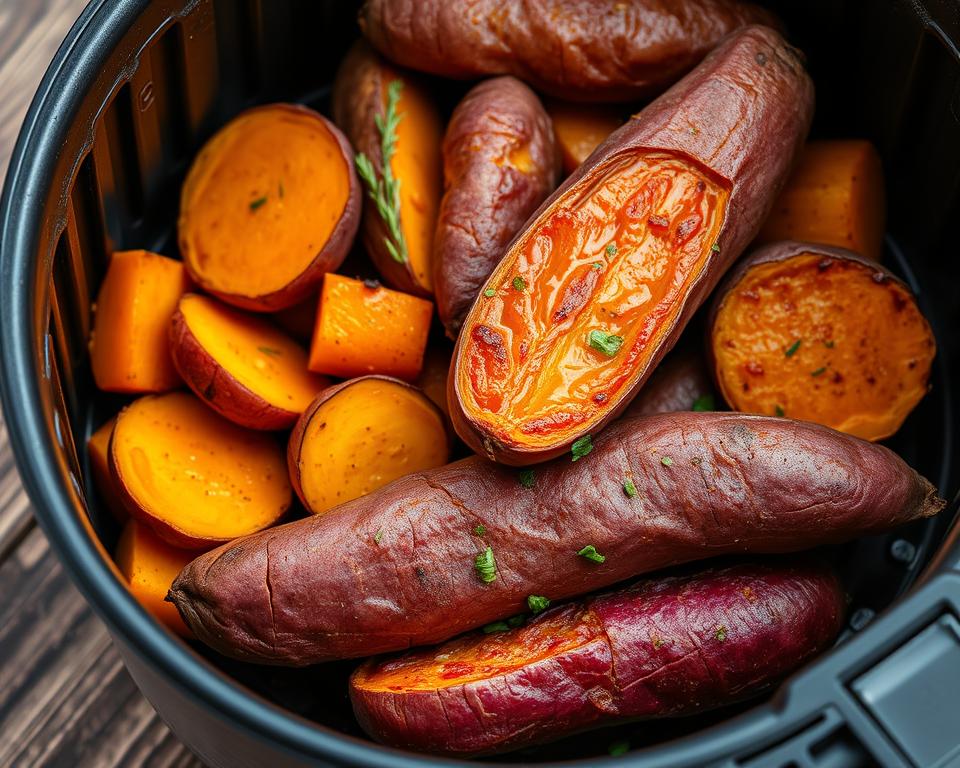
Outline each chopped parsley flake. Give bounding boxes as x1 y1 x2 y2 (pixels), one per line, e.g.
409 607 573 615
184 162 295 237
474 546 497 583
785 339 802 357
527 595 551 614
623 478 638 498
577 544 605 563
571 435 593 461
249 196 268 211
257 346 281 357
484 288 496 298
606 243 618 257
711 243 720 253
811 367 827 377
692 393 715 412
592 261 604 270
373 530 383 544
715 625 727 642
482 621 510 633
474 524 486 536
661 456 674 467
588 330 624 357
519 469 535 489
512 276 526 292
774 405 785 417
507 614 525 628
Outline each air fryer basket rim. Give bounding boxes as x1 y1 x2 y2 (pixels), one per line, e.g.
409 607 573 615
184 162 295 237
0 1 957 766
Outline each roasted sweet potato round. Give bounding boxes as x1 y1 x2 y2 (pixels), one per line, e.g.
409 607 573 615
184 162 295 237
111 392 291 548
288 376 450 515
708 241 936 441
547 101 624 175
170 293 329 431
179 104 360 311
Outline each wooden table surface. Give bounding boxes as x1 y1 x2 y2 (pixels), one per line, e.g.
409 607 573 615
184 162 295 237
0 2 201 765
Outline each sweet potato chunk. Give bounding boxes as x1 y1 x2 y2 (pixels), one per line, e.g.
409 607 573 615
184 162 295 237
170 293 329 430
111 392 290 548
90 250 191 393
709 242 935 441
169 411 942 665
308 273 433 381
288 377 450 515
450 27 814 464
351 562 844 756
547 101 624 174
758 140 885 260
87 417 126 522
179 104 361 311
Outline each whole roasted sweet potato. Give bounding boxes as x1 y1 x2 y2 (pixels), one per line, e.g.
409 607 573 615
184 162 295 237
359 0 778 102
624 348 713 417
449 26 814 464
435 76 559 338
351 561 844 756
168 411 942 665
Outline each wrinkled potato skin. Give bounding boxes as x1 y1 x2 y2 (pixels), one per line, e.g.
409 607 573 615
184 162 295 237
360 0 779 102
435 77 559 338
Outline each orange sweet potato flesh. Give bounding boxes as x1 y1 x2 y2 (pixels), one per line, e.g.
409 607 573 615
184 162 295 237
90 250 191 393
87 417 127 522
288 376 450 515
179 104 361 311
170 293 329 431
308 273 434 381
111 392 291 548
450 27 814 464
332 41 443 296
758 140 886 260
548 101 624 175
709 241 935 441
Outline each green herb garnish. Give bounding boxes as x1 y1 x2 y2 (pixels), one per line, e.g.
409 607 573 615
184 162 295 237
715 625 727 642
588 330 624 357
373 530 383 544
577 544 605 563
278 181 285 198
774 405 785 417
484 288 495 298
661 456 674 467
527 595 551 614
785 339 802 357
592 261 604 270
249 196 268 211
474 524 486 536
482 621 510 634
811 367 827 377
606 243 618 257
571 435 593 462
257 346 281 357
608 740 630 757
711 243 720 253
507 614 525 628
474 546 497 583
623 478 638 498
519 469 535 489
692 393 715 412
512 275 527 292
355 80 408 264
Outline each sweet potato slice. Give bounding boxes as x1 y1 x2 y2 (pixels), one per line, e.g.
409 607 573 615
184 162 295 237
332 41 442 296
758 140 885 260
170 293 329 431
111 392 291 548
547 101 624 175
288 376 450 515
90 250 191 393
116 520 200 636
360 0 778 102
351 561 844 756
179 104 361 311
168 411 942 665
87 417 126 522
308 273 433 381
625 348 714 417
434 77 559 337
708 241 935 441
450 26 814 464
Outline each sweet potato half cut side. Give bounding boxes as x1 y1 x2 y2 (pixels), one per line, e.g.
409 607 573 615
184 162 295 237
547 101 624 175
709 242 935 441
170 293 329 430
451 26 814 464
179 104 360 311
111 392 291 548
351 562 844 756
288 376 450 515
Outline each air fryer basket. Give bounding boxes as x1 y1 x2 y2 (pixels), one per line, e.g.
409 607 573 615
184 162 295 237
2 1 959 766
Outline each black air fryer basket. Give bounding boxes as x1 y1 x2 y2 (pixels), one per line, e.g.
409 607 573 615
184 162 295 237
2 1 960 766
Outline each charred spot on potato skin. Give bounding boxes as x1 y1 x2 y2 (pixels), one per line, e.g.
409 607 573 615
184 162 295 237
473 324 507 362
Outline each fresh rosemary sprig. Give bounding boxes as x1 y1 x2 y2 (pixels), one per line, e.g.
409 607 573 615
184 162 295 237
355 79 408 264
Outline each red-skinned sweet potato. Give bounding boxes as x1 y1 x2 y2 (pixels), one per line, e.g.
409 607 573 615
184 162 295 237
359 0 778 102
168 411 942 665
449 26 814 465
434 76 559 338
350 560 844 756
624 348 714 417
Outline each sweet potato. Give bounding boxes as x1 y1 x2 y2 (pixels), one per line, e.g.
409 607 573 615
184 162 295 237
87 417 126 522
351 561 844 756
90 250 191 393
708 241 935 441
178 104 361 311
332 41 443 296
449 26 814 465
624 349 713 417
416 344 452 419
434 77 559 337
168 411 942 665
288 376 450 515
359 0 778 102
170 293 329 431
308 273 433 381
111 392 291 548
547 101 624 175
271 296 318 345
758 140 886 260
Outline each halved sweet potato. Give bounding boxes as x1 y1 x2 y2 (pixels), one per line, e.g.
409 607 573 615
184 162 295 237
170 293 329 431
434 77 559 337
87 417 126 522
332 41 442 296
169 411 942 665
308 273 434 381
547 101 624 175
450 26 814 464
288 376 450 515
351 561 844 756
758 140 885 260
179 104 361 311
360 0 778 102
111 392 290 548
625 348 713 418
708 241 935 441
90 250 191 393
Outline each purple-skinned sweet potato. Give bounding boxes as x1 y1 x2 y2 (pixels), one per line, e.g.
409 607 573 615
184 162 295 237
359 0 779 102
167 411 942 665
447 25 814 465
434 76 559 338
350 560 845 756
624 348 714 417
